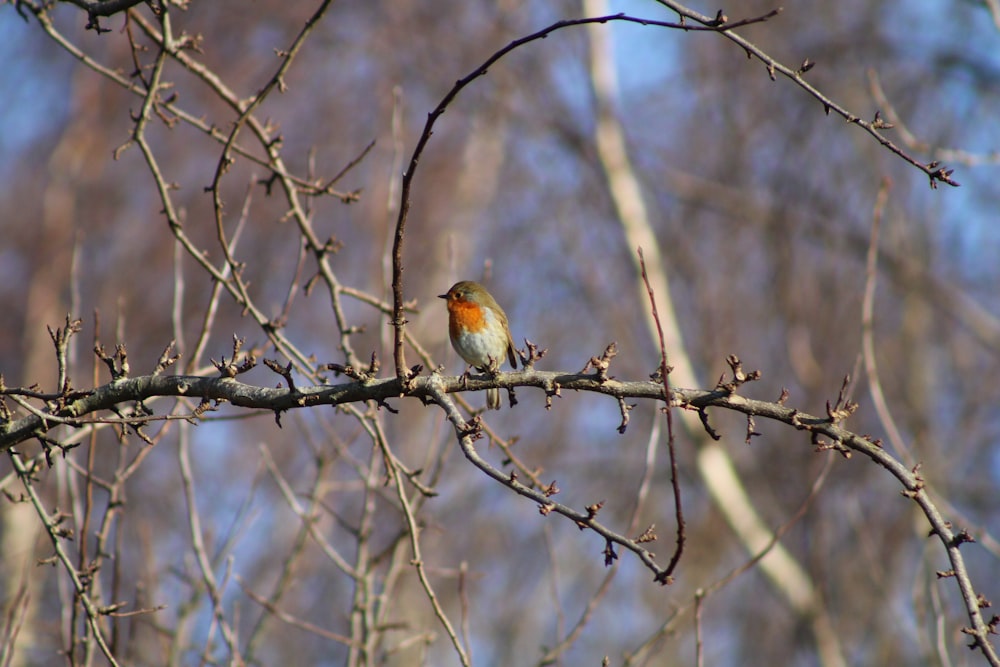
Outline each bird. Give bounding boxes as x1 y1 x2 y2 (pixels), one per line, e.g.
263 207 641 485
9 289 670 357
439 280 517 410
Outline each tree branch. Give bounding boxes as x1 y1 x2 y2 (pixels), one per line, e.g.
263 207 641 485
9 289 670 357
2 359 996 664
652 0 960 188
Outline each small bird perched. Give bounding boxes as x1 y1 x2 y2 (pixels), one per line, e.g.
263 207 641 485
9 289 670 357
439 280 517 410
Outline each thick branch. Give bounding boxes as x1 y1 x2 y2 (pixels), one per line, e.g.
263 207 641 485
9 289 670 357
2 365 996 662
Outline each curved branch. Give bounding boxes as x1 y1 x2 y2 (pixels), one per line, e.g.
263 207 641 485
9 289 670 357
387 0 960 404
388 8 782 383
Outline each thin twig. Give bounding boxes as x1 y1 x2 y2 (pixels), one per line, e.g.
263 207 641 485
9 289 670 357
10 453 122 667
652 0 959 187
638 247 684 582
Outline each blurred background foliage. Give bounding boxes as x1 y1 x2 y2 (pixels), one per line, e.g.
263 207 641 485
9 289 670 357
1 0 999 665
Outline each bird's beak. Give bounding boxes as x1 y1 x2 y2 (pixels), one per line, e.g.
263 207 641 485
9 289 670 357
437 294 447 300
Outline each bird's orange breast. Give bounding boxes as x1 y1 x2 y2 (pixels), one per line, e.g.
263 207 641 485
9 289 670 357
448 299 489 337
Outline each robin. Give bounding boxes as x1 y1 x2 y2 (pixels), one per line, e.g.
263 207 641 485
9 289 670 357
439 280 517 410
